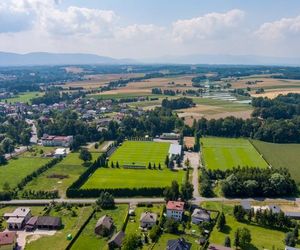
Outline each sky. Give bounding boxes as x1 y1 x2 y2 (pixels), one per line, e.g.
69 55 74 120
0 0 300 59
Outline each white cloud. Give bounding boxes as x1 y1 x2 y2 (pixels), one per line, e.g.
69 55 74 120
40 6 118 37
256 15 300 40
116 24 166 40
172 9 245 42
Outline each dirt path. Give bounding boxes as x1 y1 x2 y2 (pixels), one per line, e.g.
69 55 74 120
184 151 200 199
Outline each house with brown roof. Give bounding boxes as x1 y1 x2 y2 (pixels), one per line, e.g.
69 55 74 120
0 232 17 250
36 216 62 230
108 231 125 249
166 201 185 221
139 212 157 229
95 215 114 236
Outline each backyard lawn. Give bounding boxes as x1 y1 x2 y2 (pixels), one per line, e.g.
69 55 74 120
201 137 269 170
82 168 185 189
71 205 128 250
25 205 93 250
23 152 99 197
202 202 296 249
0 157 51 191
251 140 300 185
109 141 170 167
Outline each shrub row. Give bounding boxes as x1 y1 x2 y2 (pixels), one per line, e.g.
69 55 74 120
21 189 59 199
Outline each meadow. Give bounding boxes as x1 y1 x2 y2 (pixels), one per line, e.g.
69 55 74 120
203 202 297 249
71 205 128 250
201 137 269 170
82 168 185 189
252 140 300 185
0 156 51 191
4 91 43 104
109 141 170 167
26 205 93 250
23 152 99 197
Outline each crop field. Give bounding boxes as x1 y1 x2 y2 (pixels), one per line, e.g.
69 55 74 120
71 205 128 250
203 202 297 249
26 205 93 250
82 168 185 189
0 157 51 191
201 137 269 170
23 152 99 197
252 140 300 185
109 141 170 167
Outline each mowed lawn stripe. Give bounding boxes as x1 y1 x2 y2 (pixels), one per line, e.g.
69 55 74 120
109 141 170 166
82 168 185 189
201 137 269 170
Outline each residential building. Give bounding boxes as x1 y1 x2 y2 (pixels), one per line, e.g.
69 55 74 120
41 134 73 147
139 212 157 229
284 212 300 220
108 231 125 249
4 207 31 230
166 201 185 221
240 200 251 211
54 148 67 158
191 208 211 224
166 238 191 250
94 215 114 236
0 232 17 250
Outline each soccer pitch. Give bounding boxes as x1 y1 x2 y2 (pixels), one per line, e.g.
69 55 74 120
109 140 170 167
201 137 269 170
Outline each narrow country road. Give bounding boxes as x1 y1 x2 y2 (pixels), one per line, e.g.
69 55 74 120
184 151 200 199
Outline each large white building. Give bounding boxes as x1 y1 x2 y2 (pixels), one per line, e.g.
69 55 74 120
4 207 31 230
41 134 73 147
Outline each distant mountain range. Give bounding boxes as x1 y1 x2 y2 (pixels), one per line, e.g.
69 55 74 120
0 51 299 66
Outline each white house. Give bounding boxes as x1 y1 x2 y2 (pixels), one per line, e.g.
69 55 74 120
168 144 182 158
166 201 184 221
139 212 157 229
54 148 67 158
4 207 31 230
191 208 211 224
41 134 73 147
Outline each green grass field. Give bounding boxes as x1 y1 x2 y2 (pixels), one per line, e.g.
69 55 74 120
4 91 43 104
23 152 99 197
0 157 51 191
202 202 298 249
201 137 269 170
252 140 300 185
82 168 185 189
88 93 158 100
71 205 128 250
109 141 170 167
26 205 93 250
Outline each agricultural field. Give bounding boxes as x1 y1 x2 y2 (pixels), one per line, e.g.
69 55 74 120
0 156 51 191
109 141 170 167
23 152 99 197
201 137 269 170
251 140 300 185
4 91 43 104
25 205 93 250
71 205 128 250
82 168 185 189
203 202 298 249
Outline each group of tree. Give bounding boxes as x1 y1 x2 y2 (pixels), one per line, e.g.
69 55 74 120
95 191 115 210
31 90 85 105
234 227 252 248
203 167 297 198
285 224 299 247
163 179 194 202
161 97 195 110
151 88 178 96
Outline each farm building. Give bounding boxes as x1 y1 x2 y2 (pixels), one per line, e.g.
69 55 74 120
139 212 157 229
4 207 31 230
0 232 17 250
41 134 73 147
160 133 180 140
36 216 62 230
94 215 114 236
191 208 211 224
168 144 182 158
166 201 185 221
54 148 67 158
166 238 191 250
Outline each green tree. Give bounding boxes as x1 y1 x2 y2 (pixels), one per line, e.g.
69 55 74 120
165 155 169 167
96 192 115 209
234 229 240 248
239 227 251 247
224 236 231 247
293 224 299 239
0 154 7 166
164 218 179 234
163 181 180 201
217 212 226 231
285 232 296 247
122 234 142 250
79 148 92 162
1 138 14 155
181 181 194 201
149 224 161 242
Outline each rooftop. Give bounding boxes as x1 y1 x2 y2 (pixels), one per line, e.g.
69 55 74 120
167 201 185 211
4 207 31 218
169 144 182 156
0 232 16 246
